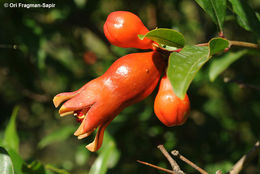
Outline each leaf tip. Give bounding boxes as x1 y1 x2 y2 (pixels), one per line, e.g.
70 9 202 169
138 34 145 40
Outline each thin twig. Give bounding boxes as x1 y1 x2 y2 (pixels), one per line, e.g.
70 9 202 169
196 43 209 47
196 40 260 50
22 89 51 102
230 41 260 50
227 141 260 174
137 160 176 174
0 44 18 49
224 77 260 91
196 41 260 50
153 39 260 54
158 145 185 174
171 150 208 174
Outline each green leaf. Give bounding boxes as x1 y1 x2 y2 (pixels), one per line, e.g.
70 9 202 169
229 0 260 36
5 148 24 174
195 0 226 32
4 106 20 153
89 132 120 174
209 37 229 56
167 45 209 99
256 12 260 22
22 161 46 174
38 125 76 149
209 50 247 81
167 38 230 98
138 28 185 48
0 147 14 174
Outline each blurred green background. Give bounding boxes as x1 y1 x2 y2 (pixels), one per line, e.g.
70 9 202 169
0 0 259 173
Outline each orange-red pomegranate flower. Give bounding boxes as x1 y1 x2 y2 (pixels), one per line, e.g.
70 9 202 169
53 51 165 152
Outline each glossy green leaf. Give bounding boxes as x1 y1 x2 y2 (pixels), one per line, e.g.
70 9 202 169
229 0 260 36
38 125 76 149
195 0 226 32
22 161 46 174
167 38 230 99
167 45 209 99
5 148 24 174
0 147 14 174
138 28 185 48
209 50 247 81
209 37 229 56
4 106 20 153
89 132 120 174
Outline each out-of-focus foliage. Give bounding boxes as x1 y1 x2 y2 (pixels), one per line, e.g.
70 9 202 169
0 0 259 173
209 50 248 81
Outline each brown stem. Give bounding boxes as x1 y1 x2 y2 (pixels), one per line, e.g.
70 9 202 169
196 43 208 47
171 150 208 174
229 41 260 50
137 160 176 174
158 145 185 174
227 141 260 174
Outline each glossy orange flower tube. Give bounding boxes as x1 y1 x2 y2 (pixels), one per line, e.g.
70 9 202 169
154 75 190 127
104 11 153 49
53 51 165 151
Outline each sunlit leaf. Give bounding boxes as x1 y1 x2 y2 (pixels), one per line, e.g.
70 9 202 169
167 45 209 99
4 148 24 174
138 28 185 48
194 0 226 32
4 106 20 153
0 147 14 174
167 38 230 98
38 125 76 149
209 50 247 81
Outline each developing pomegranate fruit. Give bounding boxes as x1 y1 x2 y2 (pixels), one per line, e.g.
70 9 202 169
154 75 190 127
104 11 153 49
